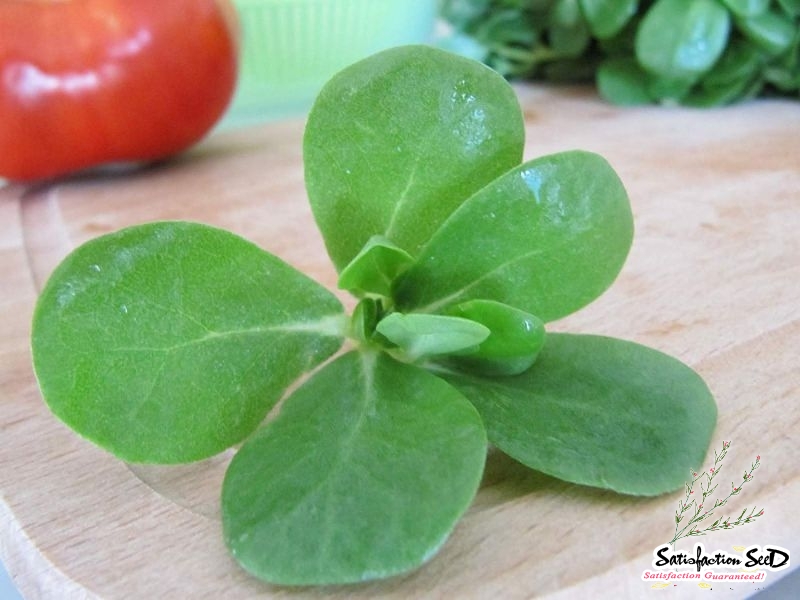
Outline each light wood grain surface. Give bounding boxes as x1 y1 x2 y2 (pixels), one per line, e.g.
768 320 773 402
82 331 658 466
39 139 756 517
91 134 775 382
1 86 798 599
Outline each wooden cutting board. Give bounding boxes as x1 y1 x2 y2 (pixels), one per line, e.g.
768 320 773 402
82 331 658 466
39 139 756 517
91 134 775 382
1 85 798 599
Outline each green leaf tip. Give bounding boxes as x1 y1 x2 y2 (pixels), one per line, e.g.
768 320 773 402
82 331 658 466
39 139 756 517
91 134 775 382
337 235 414 297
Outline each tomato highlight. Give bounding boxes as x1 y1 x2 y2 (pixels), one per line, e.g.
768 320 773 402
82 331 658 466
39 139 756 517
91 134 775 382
0 0 238 181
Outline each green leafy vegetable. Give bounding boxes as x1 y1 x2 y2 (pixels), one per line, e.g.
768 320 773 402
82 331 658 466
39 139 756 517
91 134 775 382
636 0 731 81
736 8 796 55
597 57 654 105
393 150 633 322
222 352 486 585
304 44 525 270
440 0 800 106
444 299 546 376
441 334 717 495
31 222 345 463
721 0 771 18
31 45 718 586
549 0 592 57
579 0 638 39
778 0 800 16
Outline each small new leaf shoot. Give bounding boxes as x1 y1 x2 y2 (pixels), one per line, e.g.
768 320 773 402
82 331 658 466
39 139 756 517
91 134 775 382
375 312 490 362
337 235 415 297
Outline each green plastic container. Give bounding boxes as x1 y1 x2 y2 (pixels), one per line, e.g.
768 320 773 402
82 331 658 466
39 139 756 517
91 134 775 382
226 0 438 124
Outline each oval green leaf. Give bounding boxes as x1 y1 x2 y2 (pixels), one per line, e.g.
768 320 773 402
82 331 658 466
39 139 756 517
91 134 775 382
636 0 731 80
720 0 770 17
222 352 487 585
597 58 654 105
647 74 696 103
375 312 490 361
686 76 762 107
31 222 345 463
701 39 764 87
549 0 591 57
736 9 796 56
777 0 800 16
442 333 717 496
393 150 633 323
444 299 546 376
579 0 638 39
304 44 525 271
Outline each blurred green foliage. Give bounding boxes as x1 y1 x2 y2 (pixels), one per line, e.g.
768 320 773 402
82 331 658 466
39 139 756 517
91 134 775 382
440 0 799 105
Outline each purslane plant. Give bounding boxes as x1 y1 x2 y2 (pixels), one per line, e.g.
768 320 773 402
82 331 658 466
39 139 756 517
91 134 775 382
31 45 717 586
440 0 800 106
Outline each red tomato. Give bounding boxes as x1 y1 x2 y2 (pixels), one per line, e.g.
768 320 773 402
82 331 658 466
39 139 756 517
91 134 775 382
0 0 238 181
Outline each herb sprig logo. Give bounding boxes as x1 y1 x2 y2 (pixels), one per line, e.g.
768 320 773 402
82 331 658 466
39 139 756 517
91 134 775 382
670 440 763 546
640 439 790 589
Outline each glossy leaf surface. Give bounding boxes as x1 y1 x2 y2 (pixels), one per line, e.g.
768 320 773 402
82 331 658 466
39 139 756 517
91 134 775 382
394 150 633 323
222 352 487 585
304 44 525 271
636 0 731 80
444 299 546 376
443 334 717 496
31 222 345 463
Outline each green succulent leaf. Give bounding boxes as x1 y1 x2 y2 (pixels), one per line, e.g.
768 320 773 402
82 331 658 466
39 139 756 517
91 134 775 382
222 351 487 585
349 297 381 344
686 76 762 107
337 235 415 297
304 44 525 271
764 63 800 91
647 75 697 103
579 0 639 39
635 0 731 80
702 39 765 87
375 312 490 361
720 0 770 18
31 222 345 463
736 9 796 56
393 150 633 323
688 51 766 107
549 0 592 57
444 299 546 376
440 0 798 105
442 333 717 496
597 57 654 105
777 0 800 16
